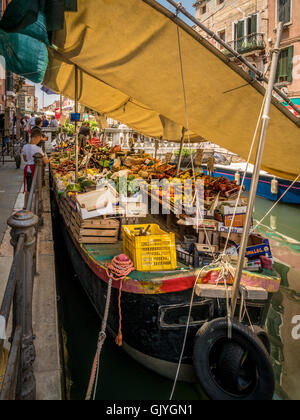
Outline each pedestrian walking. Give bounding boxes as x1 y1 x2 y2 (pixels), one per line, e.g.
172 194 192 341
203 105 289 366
22 127 52 209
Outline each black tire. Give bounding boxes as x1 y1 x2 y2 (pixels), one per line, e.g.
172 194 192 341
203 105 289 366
251 325 271 355
193 318 275 400
15 154 21 169
216 341 260 395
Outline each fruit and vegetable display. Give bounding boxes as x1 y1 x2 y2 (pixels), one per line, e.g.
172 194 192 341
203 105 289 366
50 145 246 212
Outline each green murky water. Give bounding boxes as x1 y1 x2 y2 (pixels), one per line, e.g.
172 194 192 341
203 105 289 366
253 198 300 401
54 197 300 401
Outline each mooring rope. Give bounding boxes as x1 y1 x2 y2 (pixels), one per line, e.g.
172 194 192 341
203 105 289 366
85 277 113 401
85 254 134 400
222 95 267 253
170 2 281 400
176 7 218 262
251 173 300 232
169 8 242 399
169 266 203 401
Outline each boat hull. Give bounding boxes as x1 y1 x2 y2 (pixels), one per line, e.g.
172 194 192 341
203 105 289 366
59 214 200 381
206 168 300 204
51 183 272 382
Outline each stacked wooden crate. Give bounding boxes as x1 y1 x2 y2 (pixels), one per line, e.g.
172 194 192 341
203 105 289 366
58 195 119 244
70 212 120 244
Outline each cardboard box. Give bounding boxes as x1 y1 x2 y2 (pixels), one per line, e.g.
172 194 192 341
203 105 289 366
217 223 244 234
239 235 272 259
219 204 247 215
120 202 148 217
215 211 247 228
79 202 123 220
224 233 273 260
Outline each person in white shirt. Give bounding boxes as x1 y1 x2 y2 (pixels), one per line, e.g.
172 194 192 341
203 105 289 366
22 128 52 209
49 116 59 129
28 113 36 131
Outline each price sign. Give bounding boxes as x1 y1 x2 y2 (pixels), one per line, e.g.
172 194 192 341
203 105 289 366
195 149 204 167
207 156 215 174
164 152 173 165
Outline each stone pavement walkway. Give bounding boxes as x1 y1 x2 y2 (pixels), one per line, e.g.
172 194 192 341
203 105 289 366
0 162 24 244
0 162 24 313
0 163 61 400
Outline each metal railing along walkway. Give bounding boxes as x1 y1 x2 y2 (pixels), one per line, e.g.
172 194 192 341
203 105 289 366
0 154 44 400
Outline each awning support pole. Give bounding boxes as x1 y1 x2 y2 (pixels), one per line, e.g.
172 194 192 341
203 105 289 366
75 65 79 183
230 22 284 318
164 0 299 117
176 128 186 176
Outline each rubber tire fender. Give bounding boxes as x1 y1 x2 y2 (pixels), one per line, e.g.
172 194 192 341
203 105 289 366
251 325 271 355
193 317 275 400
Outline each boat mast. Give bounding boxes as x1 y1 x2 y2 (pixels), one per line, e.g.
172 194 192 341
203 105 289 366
163 0 299 117
176 128 186 176
230 22 284 316
75 65 79 182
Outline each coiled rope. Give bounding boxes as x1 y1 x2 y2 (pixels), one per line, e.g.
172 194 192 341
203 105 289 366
85 254 134 400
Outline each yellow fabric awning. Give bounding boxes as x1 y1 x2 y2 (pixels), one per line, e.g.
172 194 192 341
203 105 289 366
43 0 300 180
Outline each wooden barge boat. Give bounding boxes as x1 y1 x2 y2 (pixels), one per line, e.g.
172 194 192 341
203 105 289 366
51 170 280 399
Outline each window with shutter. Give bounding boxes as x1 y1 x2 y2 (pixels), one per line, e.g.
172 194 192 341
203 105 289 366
247 14 258 35
234 20 245 51
287 45 294 82
278 0 291 24
6 71 13 92
276 46 294 83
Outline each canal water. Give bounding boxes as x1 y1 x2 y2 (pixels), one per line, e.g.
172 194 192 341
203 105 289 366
53 197 300 401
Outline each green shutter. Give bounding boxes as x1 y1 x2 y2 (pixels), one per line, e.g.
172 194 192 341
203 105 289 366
6 71 13 91
276 50 285 83
276 56 280 83
237 20 244 38
250 15 257 34
287 45 294 82
236 20 244 51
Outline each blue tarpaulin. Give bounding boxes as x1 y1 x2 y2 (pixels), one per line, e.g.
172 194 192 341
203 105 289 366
41 86 56 95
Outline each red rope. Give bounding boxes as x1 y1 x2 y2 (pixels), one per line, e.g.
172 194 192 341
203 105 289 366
115 278 124 346
107 254 135 346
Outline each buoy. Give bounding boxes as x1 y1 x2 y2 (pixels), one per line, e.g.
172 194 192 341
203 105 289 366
270 215 277 231
235 171 241 185
193 318 275 400
271 178 278 195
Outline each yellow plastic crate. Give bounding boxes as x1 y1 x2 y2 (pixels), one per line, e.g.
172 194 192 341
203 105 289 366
122 224 177 272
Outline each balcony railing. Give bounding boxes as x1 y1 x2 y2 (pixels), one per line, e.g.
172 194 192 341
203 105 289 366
222 33 265 56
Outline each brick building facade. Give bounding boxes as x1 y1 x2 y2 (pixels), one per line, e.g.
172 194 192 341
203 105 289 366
193 0 300 115
194 0 269 76
267 0 300 114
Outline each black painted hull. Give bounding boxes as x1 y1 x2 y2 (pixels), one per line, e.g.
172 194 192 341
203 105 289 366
59 216 201 380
